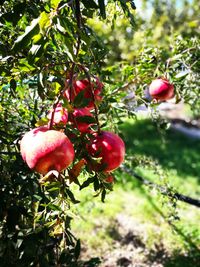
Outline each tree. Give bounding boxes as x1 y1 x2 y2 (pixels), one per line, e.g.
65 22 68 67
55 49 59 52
0 1 199 266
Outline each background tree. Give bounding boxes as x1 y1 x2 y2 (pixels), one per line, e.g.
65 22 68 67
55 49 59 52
0 0 199 266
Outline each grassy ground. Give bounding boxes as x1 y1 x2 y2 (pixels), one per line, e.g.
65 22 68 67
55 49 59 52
71 117 200 267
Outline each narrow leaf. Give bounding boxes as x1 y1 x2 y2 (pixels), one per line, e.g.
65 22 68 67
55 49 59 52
65 188 80 204
13 18 40 51
76 116 96 124
101 188 106 203
73 90 90 108
93 177 100 191
80 176 95 190
98 0 106 19
82 0 98 8
74 239 81 259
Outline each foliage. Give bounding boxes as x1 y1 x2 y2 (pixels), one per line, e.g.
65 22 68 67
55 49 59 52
71 117 200 266
0 0 199 266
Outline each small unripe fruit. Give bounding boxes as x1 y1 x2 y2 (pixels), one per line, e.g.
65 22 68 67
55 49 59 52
20 127 74 175
64 78 103 109
87 131 125 172
149 78 174 101
47 104 68 125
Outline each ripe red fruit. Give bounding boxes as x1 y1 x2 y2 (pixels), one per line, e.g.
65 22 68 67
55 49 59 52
47 104 68 125
64 78 103 109
87 131 125 172
71 108 94 133
149 78 174 101
20 127 74 175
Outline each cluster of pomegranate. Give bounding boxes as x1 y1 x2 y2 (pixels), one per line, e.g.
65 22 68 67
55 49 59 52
20 77 125 182
20 76 174 180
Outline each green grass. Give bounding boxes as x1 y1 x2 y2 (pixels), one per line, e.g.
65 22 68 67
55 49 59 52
71 118 200 266
121 118 200 180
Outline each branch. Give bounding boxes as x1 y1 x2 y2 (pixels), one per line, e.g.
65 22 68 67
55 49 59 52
121 165 200 208
49 75 73 130
112 80 137 94
74 0 81 57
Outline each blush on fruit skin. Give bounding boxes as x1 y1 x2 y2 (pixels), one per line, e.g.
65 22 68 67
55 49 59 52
47 104 68 125
64 78 103 109
149 78 174 101
20 127 74 175
71 108 94 133
105 175 114 183
87 131 125 172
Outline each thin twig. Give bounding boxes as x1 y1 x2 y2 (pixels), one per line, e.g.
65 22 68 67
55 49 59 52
48 100 59 129
49 76 72 130
121 165 200 208
74 0 81 57
112 79 137 94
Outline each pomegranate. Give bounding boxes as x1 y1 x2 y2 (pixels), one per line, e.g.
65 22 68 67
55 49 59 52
64 78 103 109
87 131 125 172
149 78 174 101
20 127 74 175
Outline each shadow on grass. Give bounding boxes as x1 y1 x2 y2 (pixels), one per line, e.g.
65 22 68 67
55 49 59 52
104 184 200 267
118 119 200 266
148 245 200 267
164 251 200 267
141 186 200 267
120 119 200 180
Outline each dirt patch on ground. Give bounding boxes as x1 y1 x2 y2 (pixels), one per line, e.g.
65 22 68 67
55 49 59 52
101 214 168 267
79 213 200 267
79 214 170 267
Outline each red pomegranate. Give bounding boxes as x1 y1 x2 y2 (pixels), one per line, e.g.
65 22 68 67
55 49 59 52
20 127 74 175
87 131 125 172
64 78 103 109
47 104 68 125
149 78 174 101
71 108 94 133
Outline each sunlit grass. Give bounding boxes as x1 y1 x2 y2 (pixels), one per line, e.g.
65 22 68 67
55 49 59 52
71 117 200 266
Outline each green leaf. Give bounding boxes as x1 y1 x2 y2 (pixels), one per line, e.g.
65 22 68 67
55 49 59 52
39 12 51 34
35 117 49 127
32 33 43 44
33 194 42 201
47 203 62 211
29 44 42 56
98 0 106 19
10 79 17 91
101 188 106 203
119 0 135 27
37 72 46 100
51 0 61 8
74 239 81 259
73 90 90 108
130 1 136 10
93 177 100 191
80 176 95 190
18 58 36 72
65 188 80 204
13 18 40 51
76 116 96 124
28 38 47 63
82 0 99 9
175 71 190 79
